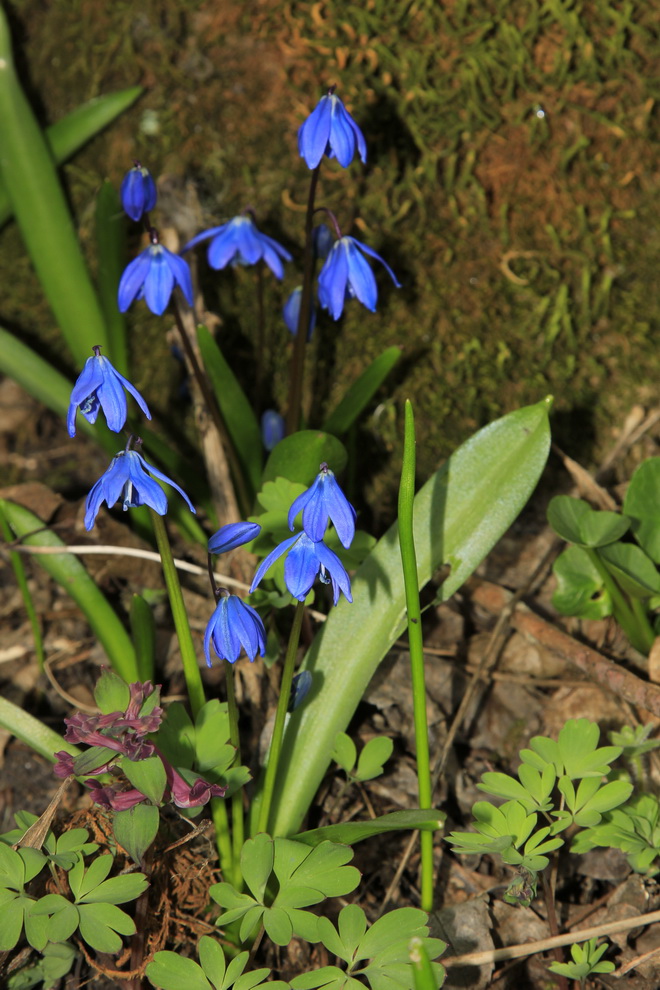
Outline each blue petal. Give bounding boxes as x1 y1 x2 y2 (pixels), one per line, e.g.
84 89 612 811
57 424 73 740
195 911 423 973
166 250 194 305
131 451 196 514
118 250 154 312
322 474 356 549
284 534 320 600
183 226 224 252
261 410 285 451
287 482 316 532
328 98 357 168
318 242 349 320
344 241 378 312
143 249 175 316
314 540 352 604
207 224 242 269
120 167 157 221
68 357 105 437
352 238 402 288
208 521 261 555
108 366 151 422
250 534 299 593
84 476 107 530
97 363 129 433
298 95 332 169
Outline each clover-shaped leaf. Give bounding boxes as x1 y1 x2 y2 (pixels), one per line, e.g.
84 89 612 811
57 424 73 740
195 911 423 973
273 839 360 899
332 733 357 775
552 545 612 619
547 496 630 548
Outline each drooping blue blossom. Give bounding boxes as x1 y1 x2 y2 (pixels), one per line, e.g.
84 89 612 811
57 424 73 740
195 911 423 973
67 345 151 438
288 463 356 549
204 594 267 666
120 163 157 221
183 215 292 280
250 532 352 605
298 91 367 170
118 238 193 315
208 521 261 555
318 235 401 321
313 223 334 260
261 409 285 451
85 440 196 530
283 286 316 340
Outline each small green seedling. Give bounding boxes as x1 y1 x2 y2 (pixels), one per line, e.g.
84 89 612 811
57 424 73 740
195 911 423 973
331 732 394 783
548 938 614 985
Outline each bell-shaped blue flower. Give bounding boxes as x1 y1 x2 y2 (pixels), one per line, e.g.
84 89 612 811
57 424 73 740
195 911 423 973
283 286 316 340
288 463 356 549
118 241 193 316
261 410 285 451
85 442 196 530
183 215 292 281
298 92 367 170
67 346 151 438
250 532 352 605
318 235 401 321
120 164 157 221
204 593 267 666
313 223 334 260
208 521 261 555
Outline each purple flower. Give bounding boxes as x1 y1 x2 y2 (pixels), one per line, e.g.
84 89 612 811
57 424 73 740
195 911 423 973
298 92 367 170
166 765 226 808
318 235 401 321
204 594 267 666
120 163 157 221
84 443 196 531
118 241 193 315
208 521 261 555
68 346 151 438
250 532 352 605
288 463 356 549
184 215 292 280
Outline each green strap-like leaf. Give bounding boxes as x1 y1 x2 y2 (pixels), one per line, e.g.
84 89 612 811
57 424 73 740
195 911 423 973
265 398 552 836
0 7 110 366
291 810 445 846
0 498 138 681
322 346 401 435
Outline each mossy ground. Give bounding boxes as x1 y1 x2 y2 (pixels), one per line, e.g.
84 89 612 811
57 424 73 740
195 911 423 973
2 0 659 524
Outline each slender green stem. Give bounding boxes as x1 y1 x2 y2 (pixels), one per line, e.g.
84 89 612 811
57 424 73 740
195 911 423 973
151 510 206 716
586 549 653 654
286 166 320 434
257 601 305 834
151 510 234 878
398 400 434 912
226 663 245 888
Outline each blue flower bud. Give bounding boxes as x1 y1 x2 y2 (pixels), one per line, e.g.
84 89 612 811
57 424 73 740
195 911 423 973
120 164 157 221
283 287 315 340
208 521 261 555
261 410 285 451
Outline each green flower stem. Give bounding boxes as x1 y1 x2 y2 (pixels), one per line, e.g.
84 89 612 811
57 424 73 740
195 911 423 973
225 663 245 888
398 400 434 912
150 510 234 878
587 549 653 654
257 601 305 834
286 166 320 434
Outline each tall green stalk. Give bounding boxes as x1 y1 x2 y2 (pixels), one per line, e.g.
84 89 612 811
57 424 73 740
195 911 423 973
225 664 245 888
256 601 305 835
398 400 434 911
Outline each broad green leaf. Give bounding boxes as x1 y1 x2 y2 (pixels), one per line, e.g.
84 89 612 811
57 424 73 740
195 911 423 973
197 936 227 989
598 542 660 598
624 458 660 562
24 901 50 950
581 511 630 548
263 905 293 945
547 496 590 544
323 347 401 435
122 756 167 806
113 804 160 865
69 854 113 901
552 545 612 618
355 736 394 781
18 847 46 883
146 952 213 990
195 701 234 773
357 908 429 961
95 180 128 375
262 431 347 486
241 834 274 903
0 843 25 889
131 594 157 683
274 839 360 898
0 86 142 228
94 668 131 715
477 772 538 807
239 904 265 943
339 904 368 959
198 324 263 498
292 810 444 847
331 733 357 774
0 6 109 365
290 966 353 990
77 901 136 953
267 398 552 835
157 702 196 769
0 893 25 950
0 499 138 681
0 696 79 765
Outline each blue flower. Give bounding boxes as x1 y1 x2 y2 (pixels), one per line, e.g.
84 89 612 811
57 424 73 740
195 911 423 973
120 164 157 221
204 594 267 666
85 444 196 530
118 242 193 316
288 463 356 549
313 223 334 260
318 235 401 321
283 286 316 340
183 215 292 280
250 532 352 605
67 346 151 438
298 92 367 170
208 521 261 555
261 410 285 451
